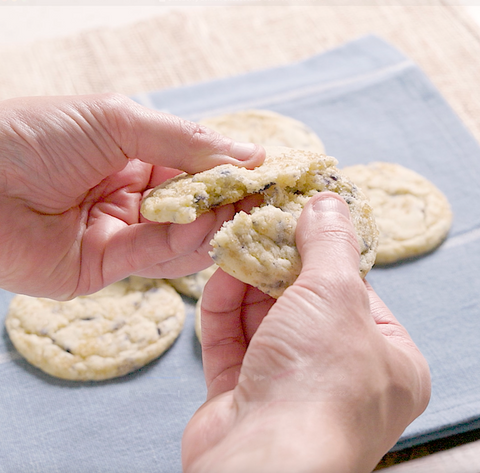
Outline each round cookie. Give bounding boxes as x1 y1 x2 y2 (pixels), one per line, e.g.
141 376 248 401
342 162 452 264
5 277 185 381
142 146 378 298
168 265 217 300
199 109 325 153
141 146 340 224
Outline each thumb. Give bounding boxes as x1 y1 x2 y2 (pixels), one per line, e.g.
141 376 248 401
295 192 361 285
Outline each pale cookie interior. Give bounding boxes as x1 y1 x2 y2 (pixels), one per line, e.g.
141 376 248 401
211 206 301 298
199 109 325 153
162 108 325 302
141 147 338 224
342 162 453 264
5 277 185 381
141 146 378 298
210 148 378 297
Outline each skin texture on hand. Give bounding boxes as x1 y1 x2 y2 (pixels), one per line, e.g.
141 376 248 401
0 94 264 299
182 193 431 473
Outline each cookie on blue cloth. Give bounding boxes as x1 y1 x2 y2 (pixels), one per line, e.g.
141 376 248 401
5 277 185 381
342 162 453 264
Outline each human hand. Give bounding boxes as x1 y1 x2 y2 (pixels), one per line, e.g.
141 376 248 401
0 94 264 299
182 192 431 473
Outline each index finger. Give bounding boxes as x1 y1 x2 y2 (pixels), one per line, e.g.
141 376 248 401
103 94 266 173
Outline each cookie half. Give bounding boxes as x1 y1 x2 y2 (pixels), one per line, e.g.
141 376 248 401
5 277 185 381
199 109 325 153
141 146 339 224
142 147 378 298
210 148 378 297
342 162 453 264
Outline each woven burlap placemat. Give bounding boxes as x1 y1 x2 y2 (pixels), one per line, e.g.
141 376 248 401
1 3 480 144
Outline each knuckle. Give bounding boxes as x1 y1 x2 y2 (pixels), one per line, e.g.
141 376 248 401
84 92 133 124
298 252 366 306
165 223 196 258
317 224 360 256
322 269 364 298
93 92 131 110
87 92 133 135
183 121 227 152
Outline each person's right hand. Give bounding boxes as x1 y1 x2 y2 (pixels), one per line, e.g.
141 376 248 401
183 192 431 473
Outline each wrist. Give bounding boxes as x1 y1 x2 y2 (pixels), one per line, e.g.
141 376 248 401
186 400 379 473
232 402 366 473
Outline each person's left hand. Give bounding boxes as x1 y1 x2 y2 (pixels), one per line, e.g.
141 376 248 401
0 94 264 299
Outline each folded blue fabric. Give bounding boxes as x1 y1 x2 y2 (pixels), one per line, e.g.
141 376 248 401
2 35 480 471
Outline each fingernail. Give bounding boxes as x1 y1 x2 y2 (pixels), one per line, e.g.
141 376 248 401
312 195 350 218
230 142 259 160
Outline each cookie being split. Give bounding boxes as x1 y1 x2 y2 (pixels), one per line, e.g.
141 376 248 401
142 147 378 298
342 162 452 264
165 109 325 301
199 109 325 153
5 277 185 381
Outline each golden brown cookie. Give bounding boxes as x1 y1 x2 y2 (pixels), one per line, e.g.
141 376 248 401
5 277 185 381
342 162 452 264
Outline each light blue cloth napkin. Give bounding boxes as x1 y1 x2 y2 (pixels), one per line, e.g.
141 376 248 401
2 35 480 472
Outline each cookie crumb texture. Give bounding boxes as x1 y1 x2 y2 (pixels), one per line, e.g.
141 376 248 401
211 206 302 298
141 146 336 224
342 162 453 264
142 146 378 298
5 278 185 381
